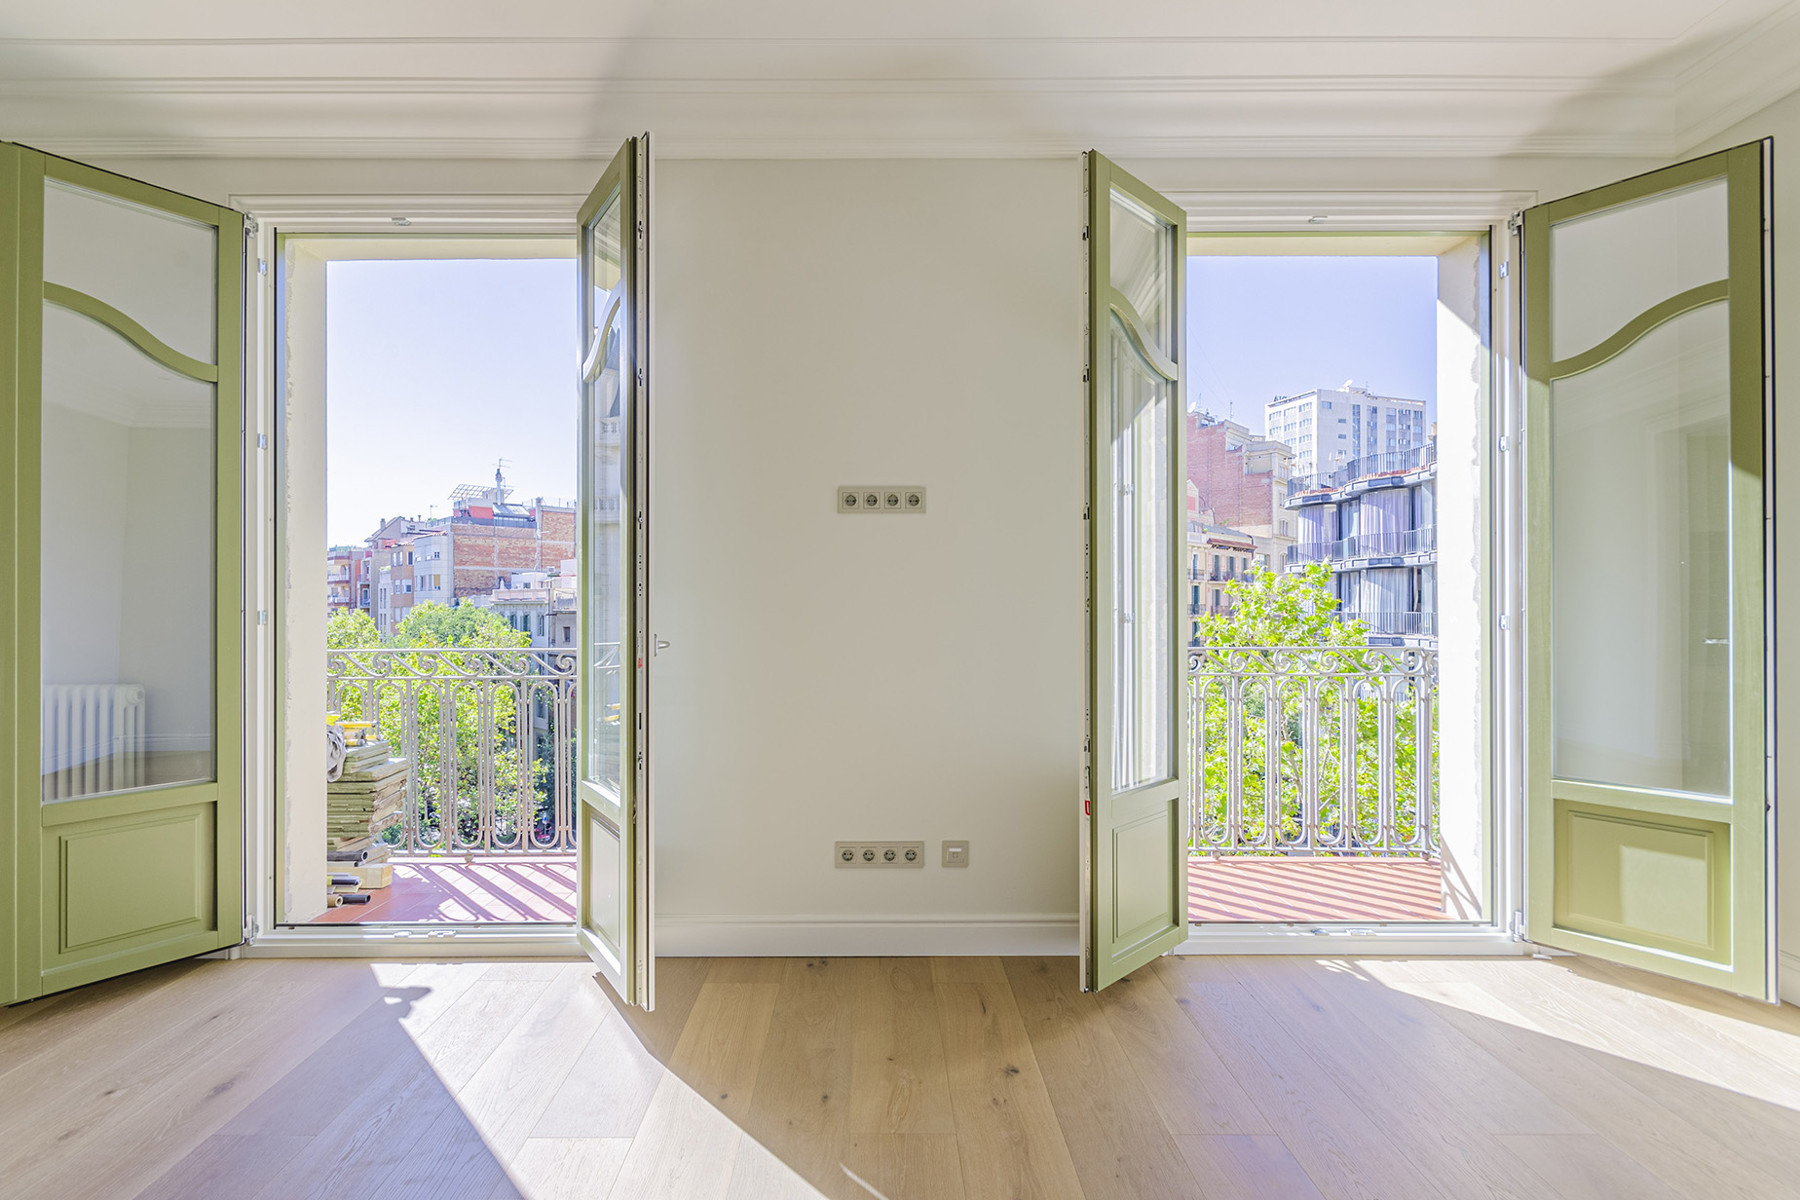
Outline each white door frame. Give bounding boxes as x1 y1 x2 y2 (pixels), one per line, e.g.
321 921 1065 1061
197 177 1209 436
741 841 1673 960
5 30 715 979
1173 188 1537 955
235 193 586 959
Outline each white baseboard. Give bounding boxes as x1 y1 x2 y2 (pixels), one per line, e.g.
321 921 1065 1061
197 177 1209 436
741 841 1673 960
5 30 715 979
653 913 1080 958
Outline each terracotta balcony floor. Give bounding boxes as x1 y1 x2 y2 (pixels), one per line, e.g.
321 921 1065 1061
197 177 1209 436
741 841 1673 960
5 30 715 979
310 855 577 924
310 852 1446 927
1189 855 1451 923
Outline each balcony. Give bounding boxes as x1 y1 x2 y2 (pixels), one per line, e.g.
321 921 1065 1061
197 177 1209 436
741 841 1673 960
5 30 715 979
1187 644 1448 922
1287 442 1437 504
320 644 608 922
1286 525 1437 567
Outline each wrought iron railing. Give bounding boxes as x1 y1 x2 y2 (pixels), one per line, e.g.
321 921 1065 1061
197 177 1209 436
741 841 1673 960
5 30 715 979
1187 645 1437 857
326 646 593 854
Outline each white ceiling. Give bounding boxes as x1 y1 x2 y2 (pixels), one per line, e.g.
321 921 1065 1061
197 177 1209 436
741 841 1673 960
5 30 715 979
2 0 1798 161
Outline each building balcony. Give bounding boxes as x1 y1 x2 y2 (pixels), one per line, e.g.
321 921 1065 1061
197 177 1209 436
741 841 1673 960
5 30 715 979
1287 525 1437 568
1186 643 1450 920
1286 443 1437 506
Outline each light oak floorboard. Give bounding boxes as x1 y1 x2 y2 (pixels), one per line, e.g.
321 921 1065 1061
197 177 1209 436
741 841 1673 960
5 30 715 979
500 1137 632 1200
1495 1134 1687 1200
1003 956 1201 1200
848 957 957 1135
18 952 1800 1200
670 976 782 1123
935 971 1085 1200
1094 965 1271 1136
1174 1135 1327 1200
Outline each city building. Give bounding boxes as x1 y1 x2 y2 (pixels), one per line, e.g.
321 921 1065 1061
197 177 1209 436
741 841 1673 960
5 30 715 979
1265 385 1428 480
325 546 357 614
470 565 578 648
1186 413 1296 570
1285 437 1438 646
1185 483 1260 642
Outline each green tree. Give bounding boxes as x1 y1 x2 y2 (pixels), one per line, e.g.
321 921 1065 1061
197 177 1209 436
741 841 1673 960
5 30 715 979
328 603 551 852
1194 562 1365 648
1189 565 1435 857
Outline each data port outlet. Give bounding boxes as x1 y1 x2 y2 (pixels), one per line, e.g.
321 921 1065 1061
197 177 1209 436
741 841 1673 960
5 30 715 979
834 840 926 868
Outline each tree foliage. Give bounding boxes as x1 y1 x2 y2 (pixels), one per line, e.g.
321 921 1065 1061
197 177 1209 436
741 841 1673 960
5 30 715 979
1188 565 1437 857
327 603 556 852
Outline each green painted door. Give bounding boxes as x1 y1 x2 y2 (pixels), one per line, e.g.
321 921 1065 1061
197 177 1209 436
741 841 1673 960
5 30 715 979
1523 143 1772 998
575 136 653 1008
1084 152 1189 991
1 145 245 1005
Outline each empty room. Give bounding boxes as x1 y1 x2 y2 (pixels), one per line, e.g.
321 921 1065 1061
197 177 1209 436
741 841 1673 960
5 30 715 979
3 2 1800 1197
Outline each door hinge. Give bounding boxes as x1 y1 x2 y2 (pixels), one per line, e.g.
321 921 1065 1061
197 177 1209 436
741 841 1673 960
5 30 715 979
257 610 269 626
1506 211 1524 234
256 433 268 449
1498 261 1509 279
257 259 268 276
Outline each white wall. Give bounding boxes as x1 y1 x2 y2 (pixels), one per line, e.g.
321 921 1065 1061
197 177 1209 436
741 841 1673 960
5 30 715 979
650 159 1086 952
1684 87 1800 999
97 149 1684 954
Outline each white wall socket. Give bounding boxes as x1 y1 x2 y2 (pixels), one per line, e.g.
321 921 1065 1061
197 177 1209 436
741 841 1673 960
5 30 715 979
837 486 926 514
834 840 925 868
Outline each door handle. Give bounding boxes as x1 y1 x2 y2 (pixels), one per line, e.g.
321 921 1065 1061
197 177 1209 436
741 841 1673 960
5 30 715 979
654 638 671 655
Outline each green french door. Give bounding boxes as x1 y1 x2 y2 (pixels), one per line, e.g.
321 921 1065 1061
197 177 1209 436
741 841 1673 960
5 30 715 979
1083 152 1189 991
576 135 653 1008
1523 142 1772 998
1 145 244 1004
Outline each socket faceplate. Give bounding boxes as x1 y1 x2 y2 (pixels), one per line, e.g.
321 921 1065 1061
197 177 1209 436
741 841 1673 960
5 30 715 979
834 840 925 868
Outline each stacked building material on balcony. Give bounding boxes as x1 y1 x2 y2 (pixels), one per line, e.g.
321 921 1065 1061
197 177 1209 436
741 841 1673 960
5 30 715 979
326 739 406 890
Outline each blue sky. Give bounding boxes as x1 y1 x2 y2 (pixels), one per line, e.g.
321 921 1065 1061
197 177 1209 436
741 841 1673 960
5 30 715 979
326 257 577 546
324 253 1434 543
1186 256 1438 433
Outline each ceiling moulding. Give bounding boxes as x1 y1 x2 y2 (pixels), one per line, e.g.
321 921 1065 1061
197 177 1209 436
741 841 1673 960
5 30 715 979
1673 1 1800 150
26 132 1678 161
0 74 1670 98
1176 189 1538 231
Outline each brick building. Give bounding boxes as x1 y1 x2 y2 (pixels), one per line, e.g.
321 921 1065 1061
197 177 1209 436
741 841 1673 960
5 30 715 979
1186 413 1295 571
442 482 576 600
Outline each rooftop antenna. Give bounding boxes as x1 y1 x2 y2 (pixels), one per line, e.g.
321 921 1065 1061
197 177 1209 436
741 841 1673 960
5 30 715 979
494 458 510 501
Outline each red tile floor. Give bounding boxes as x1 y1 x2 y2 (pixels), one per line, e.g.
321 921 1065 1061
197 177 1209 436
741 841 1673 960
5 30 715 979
1188 855 1451 923
310 855 577 923
309 852 1445 926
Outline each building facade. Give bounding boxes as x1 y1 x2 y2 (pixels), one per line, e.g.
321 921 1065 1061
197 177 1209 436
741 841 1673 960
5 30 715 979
1264 385 1428 481
1285 440 1438 646
1186 413 1296 572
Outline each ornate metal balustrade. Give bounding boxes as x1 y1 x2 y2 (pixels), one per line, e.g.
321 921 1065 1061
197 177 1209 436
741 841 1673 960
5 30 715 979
326 645 597 854
1187 645 1437 857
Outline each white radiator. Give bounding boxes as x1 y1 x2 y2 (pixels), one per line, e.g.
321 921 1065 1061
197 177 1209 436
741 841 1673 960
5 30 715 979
42 683 146 800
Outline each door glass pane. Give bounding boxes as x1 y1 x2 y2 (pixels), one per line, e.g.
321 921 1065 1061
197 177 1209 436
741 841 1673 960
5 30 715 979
1109 188 1174 358
41 303 215 801
1550 179 1727 362
1551 302 1730 795
585 191 626 794
1111 314 1172 789
42 179 218 365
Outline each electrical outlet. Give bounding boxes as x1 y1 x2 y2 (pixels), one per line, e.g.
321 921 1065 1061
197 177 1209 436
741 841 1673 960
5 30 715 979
942 840 970 867
836 486 927 514
835 840 925 868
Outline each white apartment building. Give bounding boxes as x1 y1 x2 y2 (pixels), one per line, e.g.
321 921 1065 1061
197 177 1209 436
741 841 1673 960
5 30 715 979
1265 385 1429 479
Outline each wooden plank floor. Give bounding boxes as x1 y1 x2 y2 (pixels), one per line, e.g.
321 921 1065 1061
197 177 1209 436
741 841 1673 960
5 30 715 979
6 954 1800 1199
